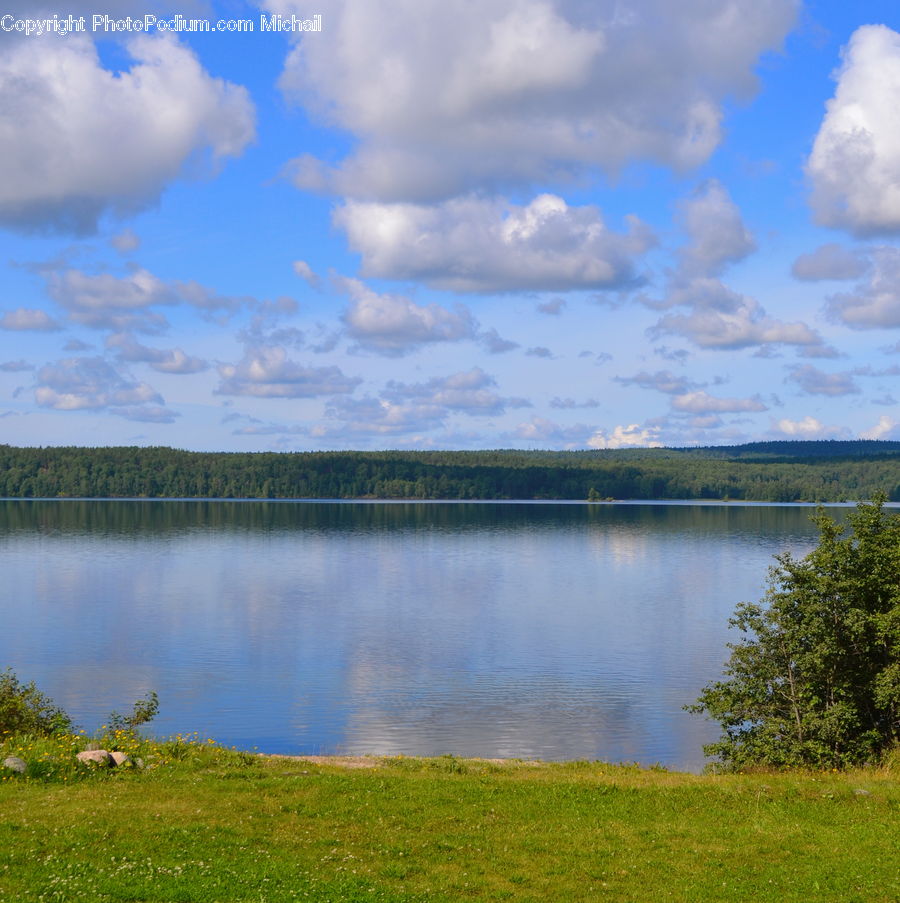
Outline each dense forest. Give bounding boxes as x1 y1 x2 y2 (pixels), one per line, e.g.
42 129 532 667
1 441 898 502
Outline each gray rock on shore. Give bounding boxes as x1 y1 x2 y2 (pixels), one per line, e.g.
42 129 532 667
76 749 113 767
2 756 27 773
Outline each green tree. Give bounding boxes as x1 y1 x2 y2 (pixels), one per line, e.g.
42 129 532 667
0 669 72 736
690 496 900 769
107 691 160 733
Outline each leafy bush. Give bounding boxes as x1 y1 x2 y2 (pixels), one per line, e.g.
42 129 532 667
691 496 900 769
0 669 72 736
107 690 159 733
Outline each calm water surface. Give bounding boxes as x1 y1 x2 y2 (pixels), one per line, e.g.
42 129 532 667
0 500 851 771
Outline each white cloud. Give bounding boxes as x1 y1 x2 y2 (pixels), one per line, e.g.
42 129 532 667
479 328 519 354
110 229 141 254
216 346 361 398
807 25 900 235
677 179 756 276
317 396 446 437
826 246 900 328
105 333 208 374
549 397 600 409
791 243 869 281
338 277 478 355
614 369 702 395
649 181 824 353
670 391 767 414
771 416 848 439
537 298 566 315
587 423 663 449
63 339 92 352
0 359 33 372
786 364 860 397
292 260 321 289
45 266 253 332
653 278 821 350
383 368 530 416
175 280 254 320
317 368 530 440
271 0 795 201
33 355 175 422
860 414 898 440
0 307 62 331
653 346 691 364
335 194 653 292
0 33 254 234
47 267 176 332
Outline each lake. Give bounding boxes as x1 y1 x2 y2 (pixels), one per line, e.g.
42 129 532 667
0 499 853 771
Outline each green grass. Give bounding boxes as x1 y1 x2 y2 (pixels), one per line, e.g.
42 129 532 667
1 737 899 902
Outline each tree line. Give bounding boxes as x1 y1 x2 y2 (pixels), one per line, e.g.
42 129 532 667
0 441 898 501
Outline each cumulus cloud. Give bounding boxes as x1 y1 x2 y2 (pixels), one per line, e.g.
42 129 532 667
45 266 253 332
670 391 767 414
826 246 900 328
174 280 254 320
0 33 254 234
651 346 690 364
292 260 321 289
860 414 899 440
33 355 175 421
771 416 849 439
0 359 33 372
271 0 795 201
614 369 702 395
526 346 554 359
649 181 824 353
110 229 141 254
807 25 900 235
0 307 62 331
677 179 756 276
338 277 478 355
797 343 842 360
652 278 821 350
335 194 653 292
316 396 447 437
786 364 861 396
63 339 92 352
479 328 520 354
383 368 530 417
791 243 869 281
216 346 361 398
315 369 530 440
105 333 208 374
549 397 600 409
47 267 176 332
586 423 663 449
537 298 566 315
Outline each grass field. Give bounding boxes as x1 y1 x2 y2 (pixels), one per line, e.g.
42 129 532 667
1 735 898 902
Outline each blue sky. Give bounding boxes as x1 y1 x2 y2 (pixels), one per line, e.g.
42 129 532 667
2 0 899 451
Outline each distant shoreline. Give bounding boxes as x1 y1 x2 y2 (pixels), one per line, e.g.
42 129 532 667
2 441 899 503
4 496 896 506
